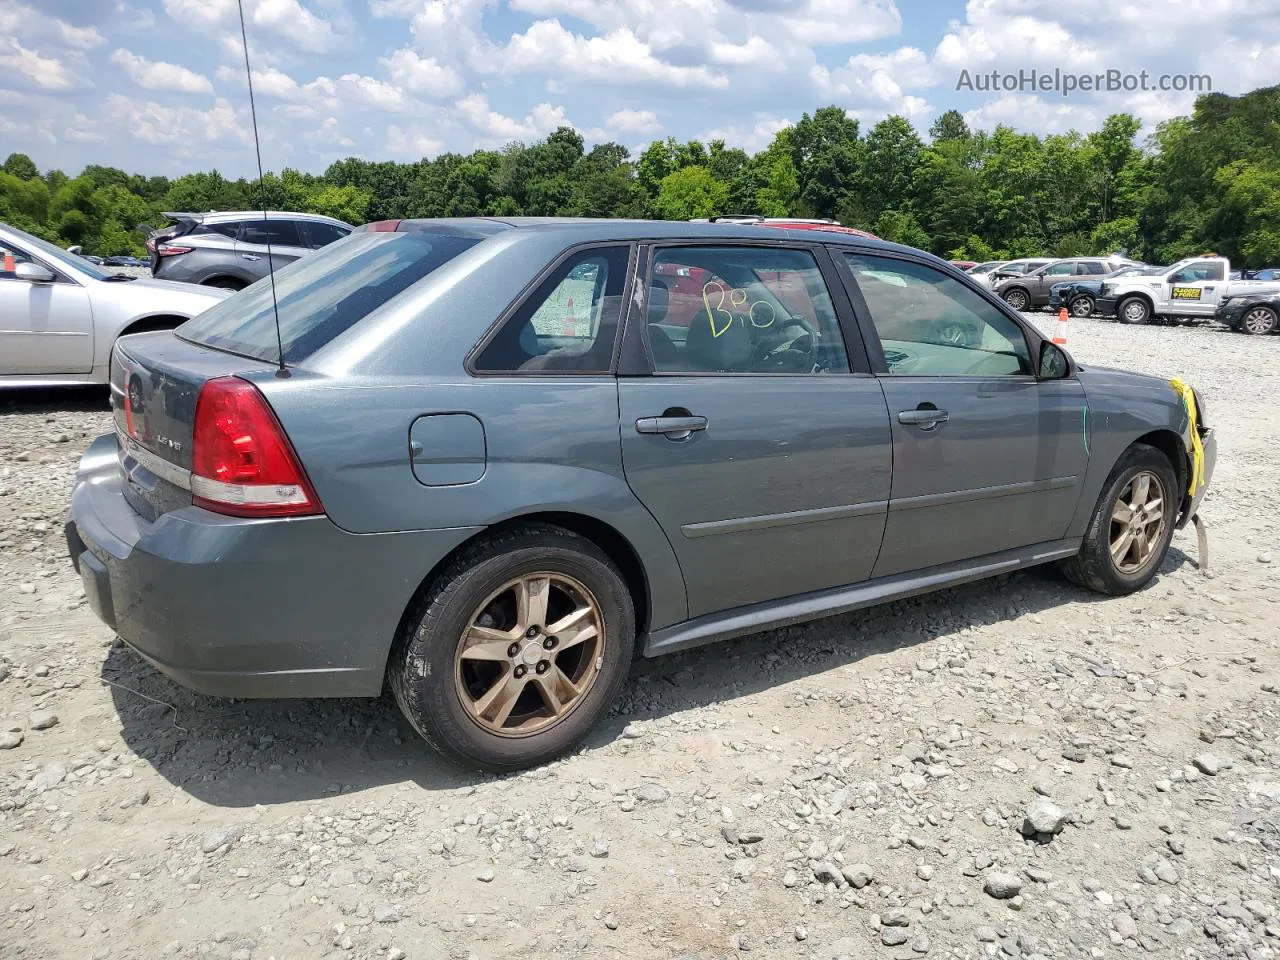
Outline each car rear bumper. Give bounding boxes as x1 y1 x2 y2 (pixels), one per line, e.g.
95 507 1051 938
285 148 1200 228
67 434 482 699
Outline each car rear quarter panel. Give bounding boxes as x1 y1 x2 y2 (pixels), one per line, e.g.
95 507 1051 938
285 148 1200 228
1068 366 1191 538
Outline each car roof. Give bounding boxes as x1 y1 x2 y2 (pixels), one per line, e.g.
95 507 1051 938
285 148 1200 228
385 216 924 257
162 210 352 226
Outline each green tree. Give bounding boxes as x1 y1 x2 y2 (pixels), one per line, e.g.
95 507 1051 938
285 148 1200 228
862 116 924 220
3 153 39 180
653 166 727 220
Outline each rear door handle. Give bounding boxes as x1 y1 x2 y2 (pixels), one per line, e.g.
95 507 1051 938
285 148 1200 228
898 408 949 429
241 254 261 261
636 415 707 438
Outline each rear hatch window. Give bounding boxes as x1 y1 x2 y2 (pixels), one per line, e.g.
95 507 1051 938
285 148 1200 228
178 230 480 363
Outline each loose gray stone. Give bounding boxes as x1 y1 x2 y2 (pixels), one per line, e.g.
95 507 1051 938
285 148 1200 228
975 926 999 943
29 761 66 792
373 904 401 924
590 839 609 858
1114 913 1139 940
28 711 58 731
327 868 355 887
984 872 1023 899
201 825 243 854
476 867 495 883
882 909 910 927
812 861 844 886
842 863 874 888
1193 754 1230 776
1153 860 1179 884
1022 797 1068 836
633 782 669 803
0 731 22 749
881 928 909 947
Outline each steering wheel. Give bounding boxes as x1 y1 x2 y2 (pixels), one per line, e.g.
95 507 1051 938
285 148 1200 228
753 319 817 372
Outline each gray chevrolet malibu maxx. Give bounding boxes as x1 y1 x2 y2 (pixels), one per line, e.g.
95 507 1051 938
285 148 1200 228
66 218 1215 770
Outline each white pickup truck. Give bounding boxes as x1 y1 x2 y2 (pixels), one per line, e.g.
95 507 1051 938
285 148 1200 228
1096 256 1280 324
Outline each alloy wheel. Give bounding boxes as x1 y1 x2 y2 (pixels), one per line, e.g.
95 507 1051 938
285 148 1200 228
454 573 605 737
1004 290 1028 311
1109 470 1168 575
1070 297 1094 317
1122 300 1147 323
1242 307 1277 335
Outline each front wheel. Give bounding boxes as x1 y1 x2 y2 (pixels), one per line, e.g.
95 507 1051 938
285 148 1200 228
1060 444 1178 595
1241 305 1278 335
389 524 635 771
1070 295 1095 318
1117 296 1151 324
1002 288 1029 312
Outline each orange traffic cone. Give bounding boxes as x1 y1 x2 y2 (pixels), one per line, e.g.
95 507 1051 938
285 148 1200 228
1052 307 1069 345
2 251 13 274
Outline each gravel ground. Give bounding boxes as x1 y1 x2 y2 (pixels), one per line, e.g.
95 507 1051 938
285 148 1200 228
1 313 1277 960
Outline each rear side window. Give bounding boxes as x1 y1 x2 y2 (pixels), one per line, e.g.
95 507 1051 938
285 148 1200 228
240 219 303 247
195 221 243 239
472 245 631 374
179 231 480 363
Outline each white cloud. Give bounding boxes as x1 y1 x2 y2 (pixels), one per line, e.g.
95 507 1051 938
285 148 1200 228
387 123 443 158
252 0 338 53
485 20 729 89
162 0 236 28
700 115 793 152
0 37 79 91
0 1 105 50
452 93 571 143
607 108 661 134
381 49 463 98
782 0 902 44
112 48 214 95
336 73 408 112
104 94 250 147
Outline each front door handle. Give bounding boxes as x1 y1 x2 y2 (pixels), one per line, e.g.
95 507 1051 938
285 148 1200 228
636 415 707 438
898 408 949 430
241 254 261 261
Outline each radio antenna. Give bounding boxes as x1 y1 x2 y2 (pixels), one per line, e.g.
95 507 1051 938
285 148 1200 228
236 0 288 376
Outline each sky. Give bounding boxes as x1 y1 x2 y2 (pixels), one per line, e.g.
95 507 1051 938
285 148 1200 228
2 0 1279 178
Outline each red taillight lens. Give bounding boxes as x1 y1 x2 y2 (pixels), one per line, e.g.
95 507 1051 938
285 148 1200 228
190 377 321 518
156 243 193 257
362 220 401 232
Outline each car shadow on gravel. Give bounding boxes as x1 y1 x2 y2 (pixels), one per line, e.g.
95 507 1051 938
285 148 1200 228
104 548 1198 807
0 386 110 414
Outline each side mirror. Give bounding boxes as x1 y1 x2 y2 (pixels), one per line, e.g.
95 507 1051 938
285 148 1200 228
1038 341 1070 379
15 262 56 283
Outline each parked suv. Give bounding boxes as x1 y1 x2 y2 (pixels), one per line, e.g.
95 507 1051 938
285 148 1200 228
995 258 1114 311
67 218 1213 771
147 211 352 290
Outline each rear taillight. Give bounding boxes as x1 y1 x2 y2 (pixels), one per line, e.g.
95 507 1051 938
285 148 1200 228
362 220 401 232
190 377 321 518
155 243 193 257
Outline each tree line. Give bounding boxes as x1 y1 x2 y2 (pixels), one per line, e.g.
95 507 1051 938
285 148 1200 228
2 84 1277 267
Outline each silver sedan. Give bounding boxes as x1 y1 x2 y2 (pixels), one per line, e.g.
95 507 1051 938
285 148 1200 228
1 222 230 386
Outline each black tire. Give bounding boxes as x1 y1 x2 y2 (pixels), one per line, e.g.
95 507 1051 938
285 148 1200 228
203 277 246 291
1069 295 1095 318
389 524 635 772
1060 444 1179 596
1117 296 1151 325
1002 288 1030 311
1240 305 1278 336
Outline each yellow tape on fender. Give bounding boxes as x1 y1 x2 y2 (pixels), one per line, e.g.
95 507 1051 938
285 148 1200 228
1169 377 1205 497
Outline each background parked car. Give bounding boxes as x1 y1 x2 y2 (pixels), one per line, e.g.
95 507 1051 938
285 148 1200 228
1215 291 1280 335
1049 264 1163 317
103 255 146 268
976 258 1052 288
146 211 353 290
1098 256 1280 325
0 221 229 385
994 257 1113 311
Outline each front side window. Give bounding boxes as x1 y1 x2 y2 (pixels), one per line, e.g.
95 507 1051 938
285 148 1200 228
845 253 1032 377
1170 260 1226 283
304 222 350 248
644 246 849 374
472 245 630 373
0 242 34 281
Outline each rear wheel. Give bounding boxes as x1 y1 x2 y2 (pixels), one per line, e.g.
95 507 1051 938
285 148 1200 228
203 277 246 291
1060 444 1178 595
1069 295 1095 318
1002 288 1029 312
1241 305 1278 335
1117 296 1151 324
389 525 635 771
